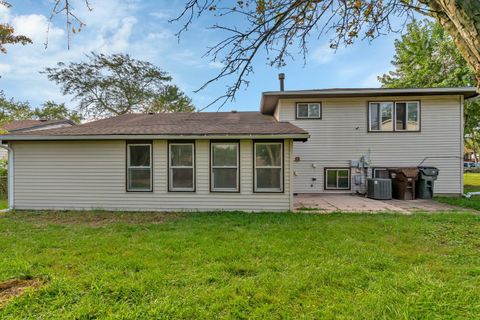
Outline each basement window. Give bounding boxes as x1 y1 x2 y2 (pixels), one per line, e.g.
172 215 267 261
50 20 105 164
127 143 152 192
325 168 350 190
296 103 321 119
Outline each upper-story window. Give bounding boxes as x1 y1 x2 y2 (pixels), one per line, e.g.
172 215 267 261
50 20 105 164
369 101 420 132
296 103 321 119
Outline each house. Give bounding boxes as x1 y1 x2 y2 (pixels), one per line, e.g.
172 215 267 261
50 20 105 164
262 85 478 195
0 119 75 159
0 85 477 212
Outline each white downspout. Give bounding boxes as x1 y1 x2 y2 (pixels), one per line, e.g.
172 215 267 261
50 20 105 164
0 142 13 211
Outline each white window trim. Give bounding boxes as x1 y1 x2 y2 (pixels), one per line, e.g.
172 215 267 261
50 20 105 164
296 103 321 119
369 101 420 132
325 168 350 190
254 142 283 192
127 143 152 192
211 142 239 192
169 142 195 192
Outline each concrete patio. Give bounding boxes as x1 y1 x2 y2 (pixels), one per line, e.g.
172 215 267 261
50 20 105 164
294 194 463 214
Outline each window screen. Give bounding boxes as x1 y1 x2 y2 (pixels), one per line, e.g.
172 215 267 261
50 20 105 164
169 143 195 191
211 142 239 192
254 142 283 192
127 144 152 191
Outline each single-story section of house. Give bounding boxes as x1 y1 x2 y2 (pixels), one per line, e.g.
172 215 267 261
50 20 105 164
0 112 309 211
0 119 75 159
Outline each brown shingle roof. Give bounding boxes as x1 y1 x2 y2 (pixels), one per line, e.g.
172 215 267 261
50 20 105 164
2 119 75 132
9 112 308 137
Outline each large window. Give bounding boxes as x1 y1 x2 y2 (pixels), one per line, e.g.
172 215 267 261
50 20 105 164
254 142 283 192
325 168 350 190
296 103 321 119
211 142 239 192
369 101 420 132
169 142 195 192
127 143 152 192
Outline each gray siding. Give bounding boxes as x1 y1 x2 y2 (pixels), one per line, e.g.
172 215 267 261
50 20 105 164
277 95 463 194
12 139 292 211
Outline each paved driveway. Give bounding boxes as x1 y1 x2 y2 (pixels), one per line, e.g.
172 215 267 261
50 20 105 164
294 194 464 214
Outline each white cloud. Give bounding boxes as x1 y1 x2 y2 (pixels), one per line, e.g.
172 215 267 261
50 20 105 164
12 14 64 44
361 73 382 87
150 11 171 20
208 61 224 69
0 0 218 110
0 64 12 74
311 44 337 64
100 16 137 52
0 3 10 22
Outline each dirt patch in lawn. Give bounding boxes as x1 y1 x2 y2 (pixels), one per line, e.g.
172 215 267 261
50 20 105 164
6 211 185 227
0 278 43 307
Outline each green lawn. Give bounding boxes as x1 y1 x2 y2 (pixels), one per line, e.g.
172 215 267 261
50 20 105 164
436 173 480 210
1 211 480 319
0 199 7 210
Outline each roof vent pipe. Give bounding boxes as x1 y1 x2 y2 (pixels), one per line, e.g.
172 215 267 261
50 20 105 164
278 73 285 91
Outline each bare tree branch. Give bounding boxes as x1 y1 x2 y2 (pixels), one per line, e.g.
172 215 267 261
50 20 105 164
45 0 93 49
171 0 430 110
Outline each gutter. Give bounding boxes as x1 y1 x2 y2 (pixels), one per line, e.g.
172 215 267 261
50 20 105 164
0 133 310 142
0 143 13 212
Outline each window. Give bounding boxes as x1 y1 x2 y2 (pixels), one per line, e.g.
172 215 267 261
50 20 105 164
169 142 195 191
296 103 321 119
254 142 283 192
373 168 390 179
325 168 350 190
395 102 420 131
369 101 420 132
127 143 152 192
369 102 393 131
211 142 239 192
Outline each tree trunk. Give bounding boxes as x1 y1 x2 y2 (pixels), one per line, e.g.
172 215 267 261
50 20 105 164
424 0 480 90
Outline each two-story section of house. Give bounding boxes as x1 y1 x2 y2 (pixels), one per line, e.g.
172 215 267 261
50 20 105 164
261 86 478 196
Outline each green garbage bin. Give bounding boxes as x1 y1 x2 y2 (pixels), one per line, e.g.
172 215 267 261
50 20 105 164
416 167 439 199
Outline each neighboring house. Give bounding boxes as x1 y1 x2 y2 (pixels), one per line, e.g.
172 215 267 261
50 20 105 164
0 119 75 159
0 86 476 211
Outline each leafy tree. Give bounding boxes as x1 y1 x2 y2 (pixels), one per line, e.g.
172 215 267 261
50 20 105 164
379 20 475 88
33 101 82 123
148 86 195 113
0 91 33 126
0 92 81 131
380 19 480 161
0 1 31 54
43 53 195 119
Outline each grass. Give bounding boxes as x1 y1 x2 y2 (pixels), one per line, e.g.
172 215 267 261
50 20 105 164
1 210 480 319
436 173 480 210
0 199 7 210
464 172 480 193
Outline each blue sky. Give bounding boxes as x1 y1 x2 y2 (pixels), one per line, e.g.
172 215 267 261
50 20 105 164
0 0 404 112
